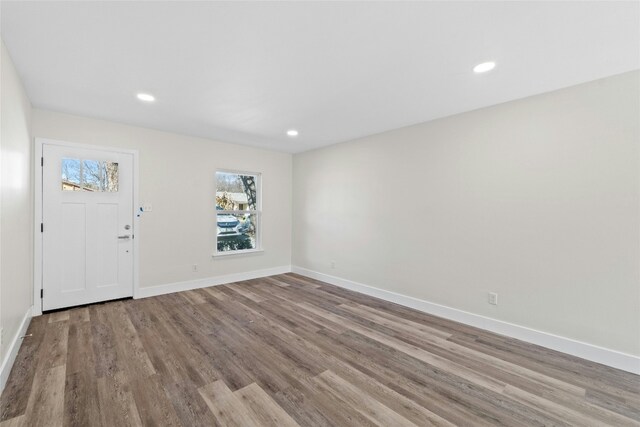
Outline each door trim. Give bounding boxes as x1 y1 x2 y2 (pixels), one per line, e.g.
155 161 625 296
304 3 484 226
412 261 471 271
33 137 140 316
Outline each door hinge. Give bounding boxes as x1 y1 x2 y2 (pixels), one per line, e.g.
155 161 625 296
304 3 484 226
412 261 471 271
41 223 44 233
41 157 44 167
40 289 43 299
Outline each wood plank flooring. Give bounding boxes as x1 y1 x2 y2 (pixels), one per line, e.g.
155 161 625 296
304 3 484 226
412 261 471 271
1 273 638 426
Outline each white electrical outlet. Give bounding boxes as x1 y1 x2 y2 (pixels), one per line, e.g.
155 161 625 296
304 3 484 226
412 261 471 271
488 292 498 305
192 264 198 272
0 328 4 346
330 260 336 269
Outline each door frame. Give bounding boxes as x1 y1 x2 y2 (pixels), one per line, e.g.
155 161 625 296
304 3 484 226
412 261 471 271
33 137 140 316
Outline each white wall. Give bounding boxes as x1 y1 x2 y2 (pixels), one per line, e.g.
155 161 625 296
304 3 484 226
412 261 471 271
293 71 640 357
0 41 33 363
32 110 292 291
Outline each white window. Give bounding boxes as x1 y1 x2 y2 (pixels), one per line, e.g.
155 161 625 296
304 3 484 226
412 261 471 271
62 158 119 192
215 170 261 255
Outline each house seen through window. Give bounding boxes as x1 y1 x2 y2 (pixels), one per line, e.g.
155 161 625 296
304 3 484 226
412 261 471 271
215 171 261 254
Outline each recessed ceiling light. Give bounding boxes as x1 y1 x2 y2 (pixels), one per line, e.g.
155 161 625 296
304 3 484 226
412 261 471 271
136 93 155 102
473 61 496 73
286 129 299 137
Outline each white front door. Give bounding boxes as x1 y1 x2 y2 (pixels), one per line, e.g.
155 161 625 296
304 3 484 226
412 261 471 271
42 143 134 310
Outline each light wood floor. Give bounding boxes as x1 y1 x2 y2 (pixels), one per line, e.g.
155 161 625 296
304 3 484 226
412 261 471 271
1 273 638 426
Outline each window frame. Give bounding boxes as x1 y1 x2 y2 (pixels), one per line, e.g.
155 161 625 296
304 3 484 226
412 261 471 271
61 157 119 192
213 169 263 257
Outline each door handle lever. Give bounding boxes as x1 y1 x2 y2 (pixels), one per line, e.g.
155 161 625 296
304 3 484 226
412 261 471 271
118 235 131 239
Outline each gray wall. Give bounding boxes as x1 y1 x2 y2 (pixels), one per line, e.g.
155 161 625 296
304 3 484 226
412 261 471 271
32 110 293 291
1 41 33 365
293 71 640 356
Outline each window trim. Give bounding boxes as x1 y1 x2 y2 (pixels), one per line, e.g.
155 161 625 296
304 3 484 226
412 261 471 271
214 169 262 256
212 247 264 257
61 157 120 192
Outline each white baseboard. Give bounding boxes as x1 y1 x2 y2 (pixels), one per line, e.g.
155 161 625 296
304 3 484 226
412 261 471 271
292 266 640 375
0 306 33 394
136 265 292 299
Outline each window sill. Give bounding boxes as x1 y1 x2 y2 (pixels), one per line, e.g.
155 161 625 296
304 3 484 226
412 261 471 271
212 248 264 258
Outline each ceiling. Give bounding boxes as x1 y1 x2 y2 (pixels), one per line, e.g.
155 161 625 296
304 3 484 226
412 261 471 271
2 1 638 153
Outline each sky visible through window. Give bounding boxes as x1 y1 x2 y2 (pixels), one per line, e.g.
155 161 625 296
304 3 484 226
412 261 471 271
62 158 118 192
